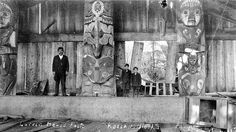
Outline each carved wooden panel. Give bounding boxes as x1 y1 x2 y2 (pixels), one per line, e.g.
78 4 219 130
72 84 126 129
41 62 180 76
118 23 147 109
177 52 205 96
0 1 18 49
176 0 205 51
82 0 115 96
176 0 206 96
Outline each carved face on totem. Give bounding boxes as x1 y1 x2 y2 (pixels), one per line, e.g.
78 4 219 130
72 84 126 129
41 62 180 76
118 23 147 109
180 0 202 27
0 2 12 28
188 54 197 65
83 46 114 84
177 0 204 49
178 53 205 96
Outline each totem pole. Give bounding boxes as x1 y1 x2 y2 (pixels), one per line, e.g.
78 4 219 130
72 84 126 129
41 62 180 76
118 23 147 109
176 0 206 96
0 0 17 95
82 0 115 96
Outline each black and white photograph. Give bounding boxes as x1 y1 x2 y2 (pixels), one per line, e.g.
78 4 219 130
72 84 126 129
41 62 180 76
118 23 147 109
0 0 235 131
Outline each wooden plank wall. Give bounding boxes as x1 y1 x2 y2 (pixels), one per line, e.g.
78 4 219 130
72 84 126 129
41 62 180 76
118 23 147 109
19 1 175 34
113 0 175 33
16 42 83 94
206 40 236 93
19 1 84 34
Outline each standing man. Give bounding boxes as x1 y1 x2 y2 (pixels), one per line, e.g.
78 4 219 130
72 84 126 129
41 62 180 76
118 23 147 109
131 67 141 97
52 47 69 96
121 64 131 97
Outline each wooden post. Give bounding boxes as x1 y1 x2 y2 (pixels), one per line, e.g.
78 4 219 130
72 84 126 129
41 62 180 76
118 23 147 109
169 83 173 95
130 42 144 70
156 82 159 95
176 0 206 96
0 0 18 94
163 83 166 95
82 0 115 96
76 42 83 94
216 40 226 92
165 41 178 83
206 40 217 93
149 83 152 95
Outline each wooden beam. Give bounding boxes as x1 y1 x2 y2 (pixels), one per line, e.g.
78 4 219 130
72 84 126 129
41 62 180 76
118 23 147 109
18 32 236 43
18 32 177 43
115 32 177 41
206 92 236 97
206 33 236 40
18 33 84 43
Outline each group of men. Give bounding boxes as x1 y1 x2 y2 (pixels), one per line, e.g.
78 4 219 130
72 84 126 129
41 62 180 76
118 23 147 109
120 64 142 97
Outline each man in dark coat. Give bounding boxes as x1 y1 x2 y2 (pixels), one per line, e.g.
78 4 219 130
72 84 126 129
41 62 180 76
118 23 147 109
131 67 141 97
52 47 69 96
121 64 131 97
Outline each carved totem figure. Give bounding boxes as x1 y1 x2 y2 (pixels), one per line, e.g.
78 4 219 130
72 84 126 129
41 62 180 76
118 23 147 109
177 52 205 96
0 1 17 49
176 0 206 96
0 1 17 95
82 0 115 96
176 0 205 50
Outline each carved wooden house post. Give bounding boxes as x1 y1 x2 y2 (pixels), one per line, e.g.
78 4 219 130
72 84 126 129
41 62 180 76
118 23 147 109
176 0 206 96
82 0 115 96
0 0 18 95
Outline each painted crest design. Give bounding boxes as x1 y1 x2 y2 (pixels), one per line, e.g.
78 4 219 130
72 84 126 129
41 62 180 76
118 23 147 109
82 0 115 96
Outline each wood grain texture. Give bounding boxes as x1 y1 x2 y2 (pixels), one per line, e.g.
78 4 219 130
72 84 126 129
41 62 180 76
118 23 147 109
165 41 178 83
216 40 226 92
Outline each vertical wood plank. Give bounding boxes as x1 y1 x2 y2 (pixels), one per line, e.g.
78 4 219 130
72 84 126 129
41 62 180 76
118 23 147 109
69 2 76 33
216 40 226 92
65 42 76 93
216 99 228 129
233 40 236 91
225 40 234 92
149 83 152 95
26 43 38 91
75 1 84 33
124 1 132 32
207 40 217 93
65 2 70 33
131 42 144 70
46 43 53 93
163 83 166 95
38 43 43 81
114 41 126 69
156 83 159 95
41 1 49 33
188 97 200 124
227 103 234 131
48 1 57 33
76 42 83 94
56 2 61 33
165 41 178 83
16 43 26 92
169 83 173 95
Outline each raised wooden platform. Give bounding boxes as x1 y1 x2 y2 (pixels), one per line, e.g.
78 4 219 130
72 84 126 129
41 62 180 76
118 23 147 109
0 96 187 124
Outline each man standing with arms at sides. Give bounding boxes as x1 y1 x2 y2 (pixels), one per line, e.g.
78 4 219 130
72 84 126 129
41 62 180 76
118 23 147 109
121 64 131 97
52 47 69 96
131 67 141 97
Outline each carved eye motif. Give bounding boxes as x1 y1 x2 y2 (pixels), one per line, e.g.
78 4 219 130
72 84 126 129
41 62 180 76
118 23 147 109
184 10 188 15
88 70 92 76
102 72 109 78
195 9 200 15
182 79 190 89
197 79 204 89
